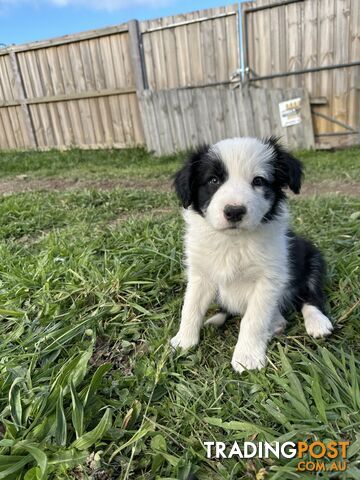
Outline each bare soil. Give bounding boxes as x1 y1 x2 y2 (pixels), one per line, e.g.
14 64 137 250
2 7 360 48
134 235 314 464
108 207 174 229
0 177 171 196
294 181 359 197
0 176 358 197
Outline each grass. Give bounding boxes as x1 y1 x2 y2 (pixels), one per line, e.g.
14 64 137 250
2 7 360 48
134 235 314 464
0 145 359 182
0 148 182 181
0 146 359 479
0 189 175 240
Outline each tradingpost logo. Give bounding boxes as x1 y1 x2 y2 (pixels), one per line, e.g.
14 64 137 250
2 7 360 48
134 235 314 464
296 440 349 473
204 440 350 473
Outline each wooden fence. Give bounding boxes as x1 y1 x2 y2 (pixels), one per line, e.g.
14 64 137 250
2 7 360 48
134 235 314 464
242 0 360 148
0 1 359 152
139 85 314 153
0 23 144 150
0 4 241 151
140 4 239 89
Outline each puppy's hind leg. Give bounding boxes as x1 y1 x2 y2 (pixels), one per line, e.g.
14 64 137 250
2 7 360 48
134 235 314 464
270 309 287 337
302 304 333 338
205 310 232 327
301 248 333 338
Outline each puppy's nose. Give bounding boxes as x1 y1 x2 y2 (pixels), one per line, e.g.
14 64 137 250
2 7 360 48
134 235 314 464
224 205 247 222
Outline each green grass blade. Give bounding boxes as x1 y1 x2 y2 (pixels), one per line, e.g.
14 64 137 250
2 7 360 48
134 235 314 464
8 378 24 430
82 363 112 408
0 454 32 478
15 443 48 480
70 381 84 439
55 387 67 447
71 408 112 450
48 448 89 466
310 369 328 423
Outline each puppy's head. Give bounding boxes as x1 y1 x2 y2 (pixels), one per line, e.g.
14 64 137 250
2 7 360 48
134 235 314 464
174 136 302 232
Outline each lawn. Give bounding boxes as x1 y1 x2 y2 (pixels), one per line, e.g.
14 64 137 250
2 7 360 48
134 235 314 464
0 146 359 480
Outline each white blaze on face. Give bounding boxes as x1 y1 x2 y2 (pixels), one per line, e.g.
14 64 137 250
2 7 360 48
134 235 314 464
205 138 275 231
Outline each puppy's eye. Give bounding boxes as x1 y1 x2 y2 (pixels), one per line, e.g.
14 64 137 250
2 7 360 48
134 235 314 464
208 176 219 185
252 176 266 187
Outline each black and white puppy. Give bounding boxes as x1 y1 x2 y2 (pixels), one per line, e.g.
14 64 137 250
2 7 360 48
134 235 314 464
171 137 333 373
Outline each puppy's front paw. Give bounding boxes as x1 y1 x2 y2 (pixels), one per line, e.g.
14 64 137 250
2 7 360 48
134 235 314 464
170 331 199 350
231 343 266 374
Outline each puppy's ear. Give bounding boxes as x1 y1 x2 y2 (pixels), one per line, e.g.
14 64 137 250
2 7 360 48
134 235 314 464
267 136 303 194
174 163 192 208
174 145 209 208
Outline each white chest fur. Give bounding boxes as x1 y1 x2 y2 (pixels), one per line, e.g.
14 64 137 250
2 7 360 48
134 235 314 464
183 208 289 315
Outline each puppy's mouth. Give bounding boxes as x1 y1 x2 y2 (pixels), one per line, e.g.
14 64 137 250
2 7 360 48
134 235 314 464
223 222 244 231
223 220 259 233
226 218 246 228
210 223 241 233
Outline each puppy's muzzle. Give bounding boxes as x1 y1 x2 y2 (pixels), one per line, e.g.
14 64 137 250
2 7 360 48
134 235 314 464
223 205 247 223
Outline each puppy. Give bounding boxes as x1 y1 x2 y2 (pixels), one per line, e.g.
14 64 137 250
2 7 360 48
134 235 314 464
170 137 333 373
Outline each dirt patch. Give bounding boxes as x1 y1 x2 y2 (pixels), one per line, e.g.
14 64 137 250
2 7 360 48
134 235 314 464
0 176 172 196
108 206 174 228
294 181 360 197
90 336 148 376
0 176 358 197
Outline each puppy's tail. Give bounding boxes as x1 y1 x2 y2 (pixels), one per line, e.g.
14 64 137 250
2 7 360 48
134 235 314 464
205 311 232 327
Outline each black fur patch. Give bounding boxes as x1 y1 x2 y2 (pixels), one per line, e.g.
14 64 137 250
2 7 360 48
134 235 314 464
174 146 228 214
285 231 327 313
261 186 286 223
262 137 304 222
266 136 303 194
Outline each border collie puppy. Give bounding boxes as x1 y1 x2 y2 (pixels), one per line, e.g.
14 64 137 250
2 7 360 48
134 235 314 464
171 137 332 373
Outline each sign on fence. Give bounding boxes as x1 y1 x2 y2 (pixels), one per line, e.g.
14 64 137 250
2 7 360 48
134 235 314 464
279 98 302 128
